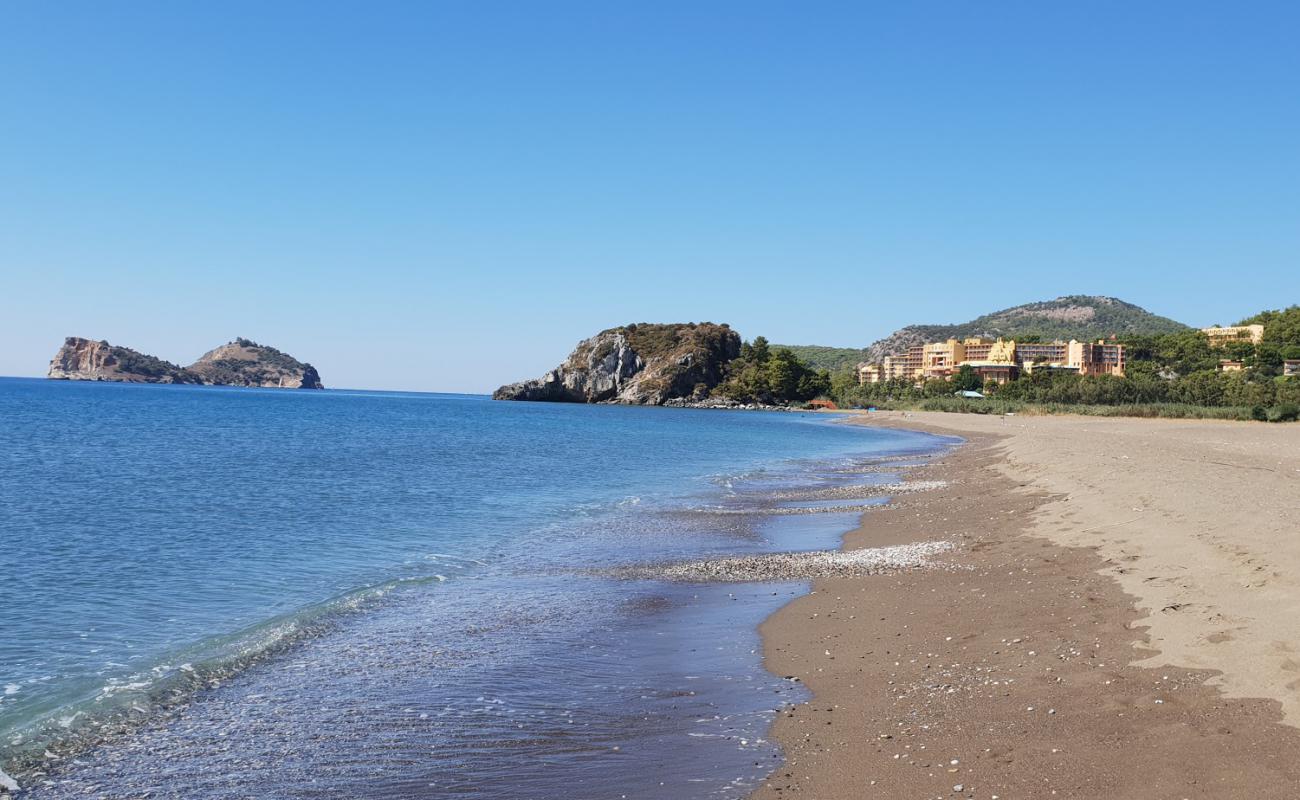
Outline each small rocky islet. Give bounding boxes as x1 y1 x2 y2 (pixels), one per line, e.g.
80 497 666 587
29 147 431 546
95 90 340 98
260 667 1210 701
47 336 322 389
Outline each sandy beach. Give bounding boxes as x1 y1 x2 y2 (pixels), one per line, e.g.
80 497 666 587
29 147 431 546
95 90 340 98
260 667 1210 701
754 412 1300 799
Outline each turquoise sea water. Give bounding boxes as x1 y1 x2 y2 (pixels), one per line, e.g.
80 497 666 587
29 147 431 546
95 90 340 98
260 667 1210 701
0 377 952 797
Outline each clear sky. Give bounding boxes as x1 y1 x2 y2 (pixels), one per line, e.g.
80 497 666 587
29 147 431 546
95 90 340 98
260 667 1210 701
3 2 1297 392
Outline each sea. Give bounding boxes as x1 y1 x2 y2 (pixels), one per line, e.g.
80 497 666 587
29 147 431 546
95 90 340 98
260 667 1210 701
0 377 953 798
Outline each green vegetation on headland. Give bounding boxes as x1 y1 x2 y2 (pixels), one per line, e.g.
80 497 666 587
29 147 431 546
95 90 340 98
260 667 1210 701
715 337 831 405
767 344 871 373
493 323 832 406
830 306 1300 422
102 342 201 382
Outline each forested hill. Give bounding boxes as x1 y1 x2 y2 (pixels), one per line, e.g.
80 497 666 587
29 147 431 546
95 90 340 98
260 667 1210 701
946 295 1187 340
767 345 872 372
780 296 1189 369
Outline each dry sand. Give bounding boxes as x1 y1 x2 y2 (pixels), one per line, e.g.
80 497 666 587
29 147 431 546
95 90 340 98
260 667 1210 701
753 413 1300 799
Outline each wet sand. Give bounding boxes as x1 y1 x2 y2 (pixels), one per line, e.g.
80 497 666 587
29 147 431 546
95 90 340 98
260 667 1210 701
754 413 1300 799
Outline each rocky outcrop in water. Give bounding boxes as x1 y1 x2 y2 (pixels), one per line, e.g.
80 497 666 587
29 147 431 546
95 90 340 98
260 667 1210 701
188 338 323 389
47 337 322 388
493 323 741 405
47 338 202 384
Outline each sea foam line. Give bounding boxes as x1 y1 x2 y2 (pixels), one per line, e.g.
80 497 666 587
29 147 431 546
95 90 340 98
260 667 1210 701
604 540 954 583
0 571 457 790
686 503 896 516
769 479 949 502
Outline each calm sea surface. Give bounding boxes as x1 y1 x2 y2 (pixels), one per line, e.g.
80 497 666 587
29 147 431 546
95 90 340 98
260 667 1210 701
0 377 951 798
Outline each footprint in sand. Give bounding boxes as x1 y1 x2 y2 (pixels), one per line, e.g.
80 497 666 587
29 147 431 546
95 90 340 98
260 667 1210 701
1281 658 1300 691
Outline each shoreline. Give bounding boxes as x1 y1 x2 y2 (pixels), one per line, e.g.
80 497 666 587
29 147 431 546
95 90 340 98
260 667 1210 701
0 406 945 800
753 412 1300 798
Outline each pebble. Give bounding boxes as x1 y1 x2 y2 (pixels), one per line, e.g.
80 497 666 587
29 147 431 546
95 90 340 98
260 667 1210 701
604 541 955 582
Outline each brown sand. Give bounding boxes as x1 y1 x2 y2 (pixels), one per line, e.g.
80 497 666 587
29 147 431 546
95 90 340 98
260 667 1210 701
753 414 1300 799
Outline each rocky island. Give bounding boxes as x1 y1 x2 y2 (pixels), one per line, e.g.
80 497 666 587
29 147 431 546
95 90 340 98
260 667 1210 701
493 322 741 405
47 337 323 389
188 338 323 389
47 338 203 384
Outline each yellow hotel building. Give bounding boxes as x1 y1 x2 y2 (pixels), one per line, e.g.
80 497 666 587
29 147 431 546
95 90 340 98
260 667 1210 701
858 337 1126 385
1201 324 1265 347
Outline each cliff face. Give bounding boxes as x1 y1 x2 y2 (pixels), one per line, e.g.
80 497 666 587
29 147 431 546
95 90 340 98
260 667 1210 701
47 337 322 388
47 337 202 384
188 338 323 389
862 326 941 364
493 322 741 405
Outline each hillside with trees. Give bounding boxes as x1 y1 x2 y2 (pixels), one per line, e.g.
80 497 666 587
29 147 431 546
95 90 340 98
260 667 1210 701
767 344 871 373
860 296 1188 363
714 337 831 405
777 296 1188 372
833 305 1300 422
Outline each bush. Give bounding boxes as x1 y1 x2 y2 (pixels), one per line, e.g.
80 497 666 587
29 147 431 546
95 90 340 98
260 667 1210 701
715 338 830 405
916 397 1015 414
1267 404 1300 423
876 398 1262 421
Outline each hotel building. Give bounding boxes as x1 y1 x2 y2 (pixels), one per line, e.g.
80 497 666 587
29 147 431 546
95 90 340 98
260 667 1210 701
1201 324 1265 347
858 337 1127 386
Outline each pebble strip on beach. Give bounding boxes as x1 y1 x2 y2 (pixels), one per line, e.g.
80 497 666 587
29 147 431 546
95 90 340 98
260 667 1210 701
769 480 950 502
694 503 898 516
607 541 954 583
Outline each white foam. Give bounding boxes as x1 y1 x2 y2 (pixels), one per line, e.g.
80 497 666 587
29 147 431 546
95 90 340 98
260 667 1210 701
0 766 19 792
2 683 18 695
98 679 152 697
621 540 955 582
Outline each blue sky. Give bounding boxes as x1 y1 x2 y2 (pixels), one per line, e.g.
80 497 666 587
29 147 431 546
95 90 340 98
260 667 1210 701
3 2 1297 392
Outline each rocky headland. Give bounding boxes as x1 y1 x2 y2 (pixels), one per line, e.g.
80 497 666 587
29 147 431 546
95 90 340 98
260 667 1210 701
493 322 741 405
47 337 322 389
